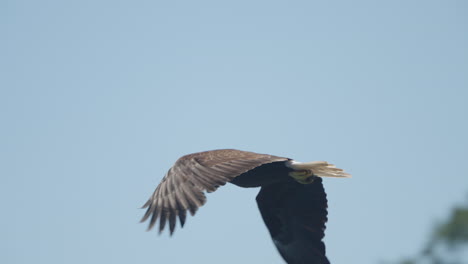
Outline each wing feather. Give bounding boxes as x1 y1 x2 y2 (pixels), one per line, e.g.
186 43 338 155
256 178 330 264
141 149 288 234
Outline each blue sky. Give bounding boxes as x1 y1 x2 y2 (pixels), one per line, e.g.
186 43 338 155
2 1 467 263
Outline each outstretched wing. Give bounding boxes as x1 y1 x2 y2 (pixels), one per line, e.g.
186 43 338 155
140 149 288 234
256 178 330 264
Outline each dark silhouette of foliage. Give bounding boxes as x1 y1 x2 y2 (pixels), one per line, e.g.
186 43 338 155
432 207 468 247
390 196 468 264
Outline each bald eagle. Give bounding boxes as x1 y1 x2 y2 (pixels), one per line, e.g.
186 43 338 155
141 149 350 264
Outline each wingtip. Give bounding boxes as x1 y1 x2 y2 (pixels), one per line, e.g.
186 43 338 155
146 222 154 231
140 208 152 223
141 199 151 209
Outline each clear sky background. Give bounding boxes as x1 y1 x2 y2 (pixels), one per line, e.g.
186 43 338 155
2 1 467 264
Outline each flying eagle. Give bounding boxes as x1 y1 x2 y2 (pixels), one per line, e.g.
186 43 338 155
141 149 350 264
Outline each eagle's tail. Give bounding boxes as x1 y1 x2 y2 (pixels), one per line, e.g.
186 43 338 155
286 160 351 178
